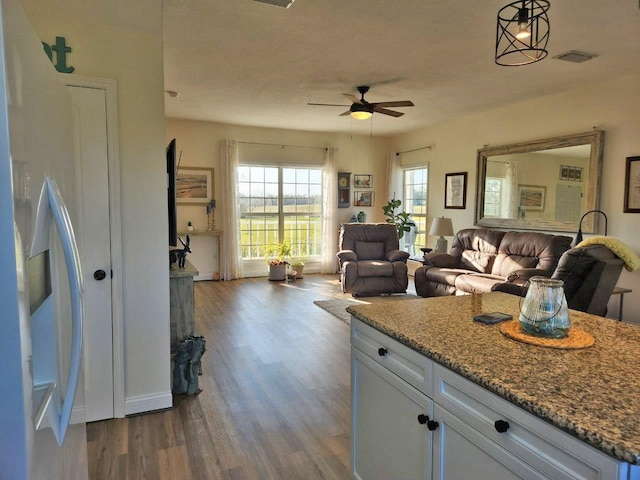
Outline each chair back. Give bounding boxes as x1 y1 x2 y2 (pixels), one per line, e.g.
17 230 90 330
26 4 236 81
339 223 399 259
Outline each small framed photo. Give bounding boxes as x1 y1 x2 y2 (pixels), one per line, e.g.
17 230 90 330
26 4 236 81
354 190 374 207
518 184 546 211
624 156 640 213
177 166 215 205
354 174 373 188
560 165 570 181
444 172 467 209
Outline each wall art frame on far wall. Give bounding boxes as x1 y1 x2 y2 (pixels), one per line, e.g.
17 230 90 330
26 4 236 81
518 184 546 211
354 174 373 189
354 190 374 207
444 172 467 209
624 156 640 213
177 166 215 205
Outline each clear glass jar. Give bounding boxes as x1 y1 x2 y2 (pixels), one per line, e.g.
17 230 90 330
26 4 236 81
519 277 570 338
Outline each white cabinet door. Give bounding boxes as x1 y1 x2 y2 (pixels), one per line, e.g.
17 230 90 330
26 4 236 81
432 404 549 480
352 347 433 480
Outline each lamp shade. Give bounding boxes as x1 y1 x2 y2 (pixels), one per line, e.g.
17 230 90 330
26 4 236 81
495 0 550 66
429 217 454 237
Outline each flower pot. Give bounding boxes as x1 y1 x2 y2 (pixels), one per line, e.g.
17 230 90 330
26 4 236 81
292 264 304 279
268 263 286 281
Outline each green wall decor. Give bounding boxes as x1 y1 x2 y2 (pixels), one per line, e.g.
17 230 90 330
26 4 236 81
42 36 74 73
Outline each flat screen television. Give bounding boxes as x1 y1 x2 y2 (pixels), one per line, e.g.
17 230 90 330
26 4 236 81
167 138 178 247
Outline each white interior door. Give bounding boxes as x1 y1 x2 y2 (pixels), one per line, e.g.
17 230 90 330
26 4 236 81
68 84 113 422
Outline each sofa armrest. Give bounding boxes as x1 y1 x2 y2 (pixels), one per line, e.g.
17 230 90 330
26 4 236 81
492 282 528 297
387 250 410 262
506 268 551 285
423 252 460 268
336 249 357 263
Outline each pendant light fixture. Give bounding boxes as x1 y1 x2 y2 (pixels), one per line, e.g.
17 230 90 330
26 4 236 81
495 0 550 66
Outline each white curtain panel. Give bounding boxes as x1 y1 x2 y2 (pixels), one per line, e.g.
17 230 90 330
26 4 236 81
386 152 402 202
321 147 338 274
505 159 518 219
220 139 243 280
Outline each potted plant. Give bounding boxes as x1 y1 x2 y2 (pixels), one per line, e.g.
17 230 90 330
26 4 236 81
265 240 293 281
290 257 305 279
382 198 416 239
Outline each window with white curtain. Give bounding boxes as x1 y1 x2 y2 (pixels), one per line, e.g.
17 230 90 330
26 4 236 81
402 166 428 253
237 165 322 261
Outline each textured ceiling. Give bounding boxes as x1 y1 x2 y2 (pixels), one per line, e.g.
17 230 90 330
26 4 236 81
163 0 640 137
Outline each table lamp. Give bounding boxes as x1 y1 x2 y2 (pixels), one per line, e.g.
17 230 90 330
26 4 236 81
430 217 454 253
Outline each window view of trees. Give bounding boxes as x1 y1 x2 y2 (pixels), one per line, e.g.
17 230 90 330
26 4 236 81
484 177 503 217
238 166 322 261
403 167 428 254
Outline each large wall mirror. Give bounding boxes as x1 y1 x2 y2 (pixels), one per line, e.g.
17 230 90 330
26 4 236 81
475 130 604 233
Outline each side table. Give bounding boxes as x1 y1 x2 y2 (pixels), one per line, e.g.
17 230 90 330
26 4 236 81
611 286 632 321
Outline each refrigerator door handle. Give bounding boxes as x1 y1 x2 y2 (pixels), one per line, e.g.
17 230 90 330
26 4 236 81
45 177 84 445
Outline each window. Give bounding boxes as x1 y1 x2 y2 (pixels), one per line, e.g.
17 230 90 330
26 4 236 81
402 167 428 254
238 165 322 261
484 177 503 217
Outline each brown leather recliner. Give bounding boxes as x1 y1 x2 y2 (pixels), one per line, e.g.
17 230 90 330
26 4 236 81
337 223 410 297
414 228 572 297
492 244 625 317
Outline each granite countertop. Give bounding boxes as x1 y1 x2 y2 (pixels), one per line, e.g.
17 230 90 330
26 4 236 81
347 292 640 465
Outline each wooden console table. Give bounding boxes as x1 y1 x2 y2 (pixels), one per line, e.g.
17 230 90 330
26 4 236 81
169 259 198 352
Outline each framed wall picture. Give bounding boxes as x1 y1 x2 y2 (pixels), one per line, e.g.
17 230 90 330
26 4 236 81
338 172 351 208
354 191 374 207
354 174 373 188
444 172 467 209
624 156 640 213
518 184 546 211
177 166 215 205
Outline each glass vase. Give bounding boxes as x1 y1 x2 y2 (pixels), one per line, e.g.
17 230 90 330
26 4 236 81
519 277 570 339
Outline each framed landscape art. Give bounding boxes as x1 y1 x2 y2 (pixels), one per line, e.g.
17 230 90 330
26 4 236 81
518 184 546 211
177 166 215 205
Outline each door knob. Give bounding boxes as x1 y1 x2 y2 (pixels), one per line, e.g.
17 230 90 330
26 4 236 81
494 419 510 433
94 269 107 281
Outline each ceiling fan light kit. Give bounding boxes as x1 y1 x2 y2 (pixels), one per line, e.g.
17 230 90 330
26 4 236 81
309 85 414 120
495 0 550 66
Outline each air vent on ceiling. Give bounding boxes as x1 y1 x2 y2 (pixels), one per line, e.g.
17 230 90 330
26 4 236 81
553 51 598 63
253 0 295 7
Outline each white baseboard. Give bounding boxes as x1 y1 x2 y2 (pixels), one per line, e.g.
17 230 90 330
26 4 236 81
194 273 214 281
125 391 173 416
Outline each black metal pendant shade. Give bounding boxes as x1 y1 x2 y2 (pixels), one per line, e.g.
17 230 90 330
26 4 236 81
496 0 550 66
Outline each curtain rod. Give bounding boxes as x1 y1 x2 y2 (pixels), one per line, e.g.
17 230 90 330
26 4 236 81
396 145 433 155
239 141 327 151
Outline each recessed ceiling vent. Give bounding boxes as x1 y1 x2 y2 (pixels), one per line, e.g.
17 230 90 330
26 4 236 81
553 51 598 63
253 0 295 8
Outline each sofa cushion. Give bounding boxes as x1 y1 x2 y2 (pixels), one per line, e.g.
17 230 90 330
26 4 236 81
451 229 506 273
455 273 506 294
425 268 470 285
358 260 394 277
355 241 385 260
491 231 572 277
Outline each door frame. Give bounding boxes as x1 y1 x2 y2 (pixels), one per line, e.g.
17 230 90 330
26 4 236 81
63 74 125 418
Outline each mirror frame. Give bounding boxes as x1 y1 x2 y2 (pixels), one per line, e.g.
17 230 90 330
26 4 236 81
475 130 604 233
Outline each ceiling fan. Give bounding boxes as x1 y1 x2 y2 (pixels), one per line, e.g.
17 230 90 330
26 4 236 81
308 85 414 120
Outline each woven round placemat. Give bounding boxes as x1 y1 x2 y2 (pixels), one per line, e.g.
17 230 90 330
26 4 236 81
499 320 595 349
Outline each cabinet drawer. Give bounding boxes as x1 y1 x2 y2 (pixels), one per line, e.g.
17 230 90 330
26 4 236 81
433 364 623 480
351 318 432 397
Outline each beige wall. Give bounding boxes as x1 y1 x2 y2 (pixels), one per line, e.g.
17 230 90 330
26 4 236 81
20 0 171 412
392 73 640 323
165 118 393 231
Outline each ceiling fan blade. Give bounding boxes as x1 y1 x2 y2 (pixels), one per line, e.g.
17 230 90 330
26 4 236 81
371 100 414 108
339 110 351 116
374 107 404 117
343 93 362 104
308 103 350 107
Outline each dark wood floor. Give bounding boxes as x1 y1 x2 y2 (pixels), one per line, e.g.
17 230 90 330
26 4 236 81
87 274 388 480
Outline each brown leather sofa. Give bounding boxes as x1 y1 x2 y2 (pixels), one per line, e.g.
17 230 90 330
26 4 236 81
414 228 572 297
493 244 624 316
337 223 410 297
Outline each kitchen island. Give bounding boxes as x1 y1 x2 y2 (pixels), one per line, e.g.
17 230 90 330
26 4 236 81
348 292 640 479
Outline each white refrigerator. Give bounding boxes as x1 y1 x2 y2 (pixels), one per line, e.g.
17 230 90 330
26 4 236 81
0 0 88 478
